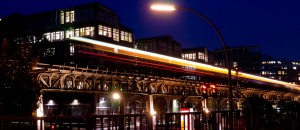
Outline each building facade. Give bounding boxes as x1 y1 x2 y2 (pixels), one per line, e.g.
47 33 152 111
0 2 138 117
1 2 134 68
182 47 215 65
135 35 182 58
261 57 300 85
215 46 262 75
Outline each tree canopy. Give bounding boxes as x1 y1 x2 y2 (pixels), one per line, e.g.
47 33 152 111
0 40 40 116
241 96 273 115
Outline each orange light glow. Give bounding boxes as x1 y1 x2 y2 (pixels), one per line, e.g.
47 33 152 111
210 84 216 89
150 4 176 11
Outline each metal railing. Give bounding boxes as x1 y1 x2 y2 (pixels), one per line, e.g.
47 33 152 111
0 111 299 130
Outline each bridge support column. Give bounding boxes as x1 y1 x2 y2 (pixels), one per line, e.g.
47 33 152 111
165 97 172 113
201 98 208 112
36 94 44 130
119 94 127 115
119 94 128 130
146 94 155 130
92 94 98 115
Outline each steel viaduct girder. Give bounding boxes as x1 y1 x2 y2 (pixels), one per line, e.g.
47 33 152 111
36 64 299 101
38 71 208 96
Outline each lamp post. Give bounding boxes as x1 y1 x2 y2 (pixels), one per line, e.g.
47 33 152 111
112 92 120 115
151 4 233 129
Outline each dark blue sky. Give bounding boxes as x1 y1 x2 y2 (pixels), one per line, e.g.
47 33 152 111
1 0 300 60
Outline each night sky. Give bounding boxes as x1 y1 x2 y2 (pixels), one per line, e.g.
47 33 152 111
1 0 300 60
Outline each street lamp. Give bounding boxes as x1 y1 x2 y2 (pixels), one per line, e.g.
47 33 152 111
112 92 121 115
112 92 121 100
151 3 233 128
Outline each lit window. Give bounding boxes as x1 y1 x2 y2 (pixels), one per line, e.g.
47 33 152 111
70 45 74 56
120 30 132 42
80 28 85 36
192 53 196 60
99 25 112 37
293 62 300 65
293 66 297 70
55 31 64 40
267 61 275 64
74 27 94 37
50 48 55 56
66 10 75 23
198 52 204 60
262 61 266 64
113 28 119 42
66 29 74 38
44 48 55 57
280 71 287 75
204 53 208 62
26 35 37 44
120 31 125 41
298 77 300 81
124 32 129 41
43 31 64 42
51 32 55 41
75 29 80 36
128 32 132 42
278 71 282 75
44 33 51 41
60 11 64 24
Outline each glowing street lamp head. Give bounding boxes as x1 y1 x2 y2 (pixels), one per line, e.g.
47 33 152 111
150 4 176 11
112 92 120 100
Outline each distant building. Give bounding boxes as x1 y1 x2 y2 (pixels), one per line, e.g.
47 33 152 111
182 47 215 65
135 35 182 58
0 2 134 68
215 46 262 75
261 57 300 85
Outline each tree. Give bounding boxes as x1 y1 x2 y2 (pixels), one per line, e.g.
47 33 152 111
241 96 274 128
0 39 41 116
280 101 300 112
241 96 273 115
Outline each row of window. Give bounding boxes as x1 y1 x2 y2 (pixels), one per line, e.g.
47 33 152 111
61 10 75 24
267 76 300 82
182 53 196 60
43 25 132 42
44 31 64 42
99 25 132 42
292 62 300 65
43 44 74 57
59 9 119 26
181 52 207 62
262 61 282 64
261 71 288 75
262 66 297 70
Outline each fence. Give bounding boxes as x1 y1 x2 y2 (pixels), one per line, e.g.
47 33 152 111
0 111 299 130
